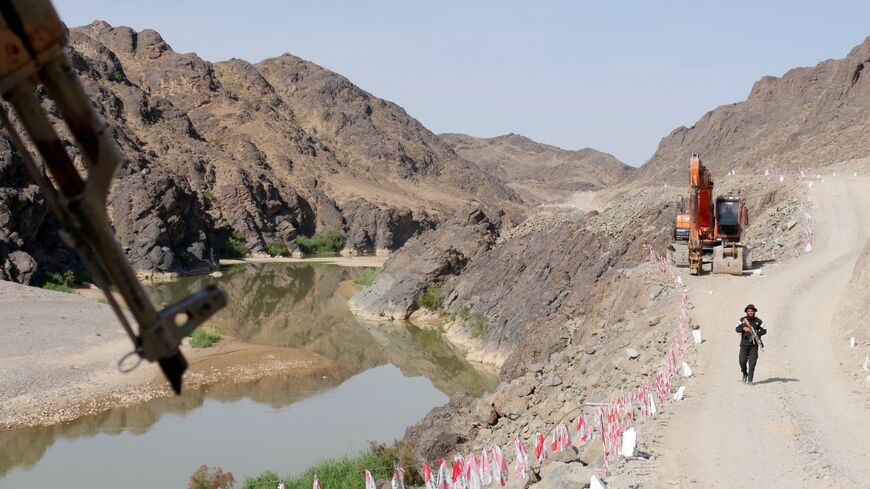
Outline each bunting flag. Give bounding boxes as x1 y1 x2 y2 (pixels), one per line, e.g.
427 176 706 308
480 448 493 486
424 464 435 489
491 445 509 487
278 481 286 489
437 458 449 489
452 454 467 489
423 464 437 489
576 415 588 442
467 453 482 489
312 475 323 489
514 437 530 479
533 431 546 465
365 470 376 489
391 467 405 489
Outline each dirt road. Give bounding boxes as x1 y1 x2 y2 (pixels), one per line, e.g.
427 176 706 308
636 175 870 488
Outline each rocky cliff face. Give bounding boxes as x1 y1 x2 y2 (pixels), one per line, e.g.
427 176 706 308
441 133 632 204
0 21 521 283
635 36 870 184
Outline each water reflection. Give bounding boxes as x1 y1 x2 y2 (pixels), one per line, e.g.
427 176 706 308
0 263 497 484
146 263 495 396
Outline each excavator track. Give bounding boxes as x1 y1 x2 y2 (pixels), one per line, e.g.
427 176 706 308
667 243 690 267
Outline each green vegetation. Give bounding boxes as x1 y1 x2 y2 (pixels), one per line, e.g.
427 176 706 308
353 268 378 286
111 70 123 82
458 304 471 320
41 270 81 294
415 284 443 311
267 94 281 107
469 313 487 339
294 230 345 256
190 328 222 348
188 465 235 489
220 232 248 259
266 242 293 257
209 138 227 150
240 442 421 489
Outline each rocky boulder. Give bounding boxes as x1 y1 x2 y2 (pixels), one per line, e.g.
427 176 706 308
349 207 499 320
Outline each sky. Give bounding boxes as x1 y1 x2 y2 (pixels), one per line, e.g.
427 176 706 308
55 1 870 166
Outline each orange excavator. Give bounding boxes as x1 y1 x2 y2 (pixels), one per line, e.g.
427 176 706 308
668 153 750 275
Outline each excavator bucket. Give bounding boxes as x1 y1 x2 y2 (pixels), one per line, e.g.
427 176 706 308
712 243 744 275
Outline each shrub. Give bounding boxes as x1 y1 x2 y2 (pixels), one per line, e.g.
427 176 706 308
188 465 235 489
470 313 487 339
42 271 76 293
220 232 248 259
353 268 378 286
294 230 345 256
415 284 443 311
267 94 281 107
266 242 293 257
190 328 222 348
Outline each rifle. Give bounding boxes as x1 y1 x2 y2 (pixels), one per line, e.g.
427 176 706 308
742 318 765 350
0 0 226 393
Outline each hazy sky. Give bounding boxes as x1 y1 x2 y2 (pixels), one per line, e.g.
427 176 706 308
55 1 870 166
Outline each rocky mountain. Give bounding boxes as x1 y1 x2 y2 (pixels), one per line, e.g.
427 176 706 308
0 21 521 283
635 36 870 184
441 133 632 203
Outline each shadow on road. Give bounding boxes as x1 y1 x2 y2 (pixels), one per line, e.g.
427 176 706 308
754 377 799 385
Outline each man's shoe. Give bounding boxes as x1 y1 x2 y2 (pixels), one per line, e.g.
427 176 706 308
742 374 748 383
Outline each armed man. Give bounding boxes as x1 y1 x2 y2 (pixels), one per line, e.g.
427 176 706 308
736 304 766 385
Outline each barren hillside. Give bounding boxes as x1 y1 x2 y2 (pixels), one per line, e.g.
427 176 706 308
441 133 632 203
0 21 521 283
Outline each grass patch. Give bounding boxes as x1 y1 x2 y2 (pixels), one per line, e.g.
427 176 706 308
220 231 248 259
458 304 471 320
353 268 378 286
190 328 222 348
240 442 421 489
294 230 345 256
415 284 443 311
469 313 487 339
266 242 293 257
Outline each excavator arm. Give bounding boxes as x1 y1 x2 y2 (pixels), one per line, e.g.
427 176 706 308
0 0 226 393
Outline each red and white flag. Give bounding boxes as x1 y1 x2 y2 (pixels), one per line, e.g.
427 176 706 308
576 415 588 442
533 431 546 465
514 437 531 479
437 458 449 489
491 445 509 486
391 467 405 489
424 463 435 489
312 475 323 489
480 448 493 486
365 470 376 489
452 455 467 489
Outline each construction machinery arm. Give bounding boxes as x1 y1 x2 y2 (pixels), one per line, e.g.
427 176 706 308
0 0 226 393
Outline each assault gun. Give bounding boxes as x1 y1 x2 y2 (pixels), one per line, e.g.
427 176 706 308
742 318 765 351
0 0 226 393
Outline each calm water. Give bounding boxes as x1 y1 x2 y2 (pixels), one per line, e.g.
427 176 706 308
0 263 497 488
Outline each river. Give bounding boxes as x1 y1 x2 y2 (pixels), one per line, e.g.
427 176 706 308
0 262 496 488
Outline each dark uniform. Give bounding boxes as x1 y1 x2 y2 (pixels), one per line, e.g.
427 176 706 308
735 304 766 384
